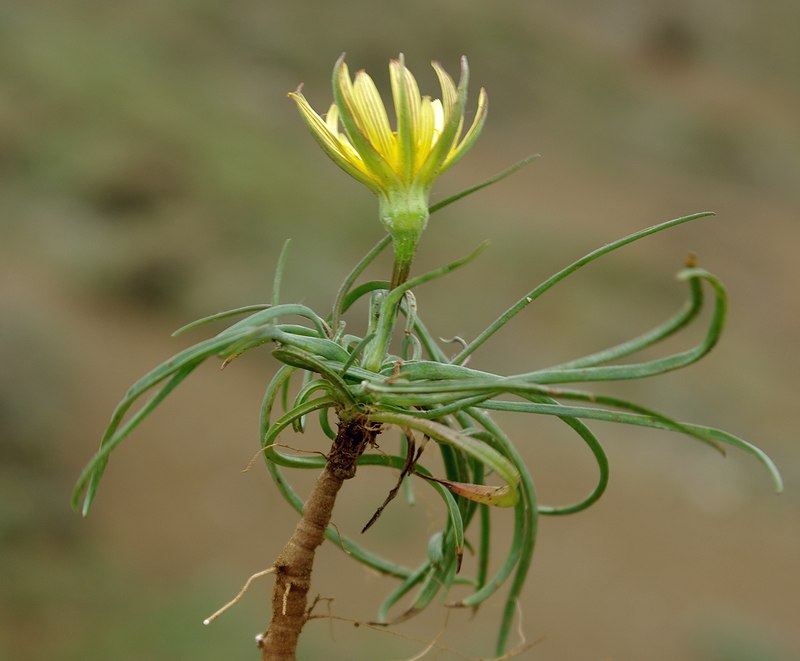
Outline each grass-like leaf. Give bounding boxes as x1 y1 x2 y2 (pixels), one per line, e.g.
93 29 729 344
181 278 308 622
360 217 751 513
453 212 715 364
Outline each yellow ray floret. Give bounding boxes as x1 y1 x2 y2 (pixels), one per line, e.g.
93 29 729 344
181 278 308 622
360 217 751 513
289 54 487 195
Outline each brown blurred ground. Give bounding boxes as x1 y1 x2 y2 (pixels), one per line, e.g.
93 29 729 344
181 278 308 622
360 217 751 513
1 1 799 659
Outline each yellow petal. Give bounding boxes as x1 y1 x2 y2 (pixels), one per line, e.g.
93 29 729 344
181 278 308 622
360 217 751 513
430 98 444 140
324 103 367 170
325 102 339 134
351 71 395 164
415 57 470 184
333 56 397 188
442 86 488 173
432 61 457 118
416 97 436 170
289 90 380 191
390 55 422 181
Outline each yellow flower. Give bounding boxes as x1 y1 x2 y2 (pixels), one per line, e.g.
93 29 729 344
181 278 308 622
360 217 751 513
289 54 487 286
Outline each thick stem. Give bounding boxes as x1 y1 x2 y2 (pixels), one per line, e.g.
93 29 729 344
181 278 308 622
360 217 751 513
259 413 379 660
391 257 412 290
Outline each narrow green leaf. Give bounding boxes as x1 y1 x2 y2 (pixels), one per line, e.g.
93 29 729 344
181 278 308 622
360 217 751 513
453 212 715 364
262 396 337 470
223 303 329 338
340 280 389 316
171 305 270 337
480 399 782 492
528 394 609 516
468 410 538 657
428 154 539 214
339 332 375 374
522 268 725 384
477 503 491 591
376 562 430 622
74 362 199 514
552 271 703 370
271 346 355 406
272 238 292 307
331 235 391 326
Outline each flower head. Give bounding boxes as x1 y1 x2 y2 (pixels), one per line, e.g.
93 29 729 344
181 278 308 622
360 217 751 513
289 54 487 286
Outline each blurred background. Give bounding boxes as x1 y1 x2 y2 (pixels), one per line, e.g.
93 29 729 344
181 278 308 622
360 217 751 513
2 1 799 659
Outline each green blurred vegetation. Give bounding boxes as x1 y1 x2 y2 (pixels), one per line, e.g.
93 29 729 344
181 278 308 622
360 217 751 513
1 1 799 659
